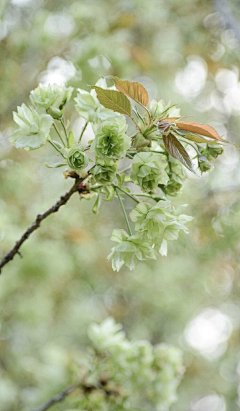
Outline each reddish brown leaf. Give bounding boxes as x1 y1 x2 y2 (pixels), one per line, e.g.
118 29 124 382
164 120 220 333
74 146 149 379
175 121 226 143
163 133 194 173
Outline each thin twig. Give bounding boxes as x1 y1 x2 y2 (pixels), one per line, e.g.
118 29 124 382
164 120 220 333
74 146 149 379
31 385 78 411
0 177 83 274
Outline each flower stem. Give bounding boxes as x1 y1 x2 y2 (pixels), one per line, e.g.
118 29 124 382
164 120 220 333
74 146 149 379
79 121 89 143
60 118 68 143
53 123 66 147
48 140 65 158
116 189 132 236
113 185 139 204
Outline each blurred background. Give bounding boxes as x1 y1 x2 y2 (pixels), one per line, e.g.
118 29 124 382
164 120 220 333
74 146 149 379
1 0 240 410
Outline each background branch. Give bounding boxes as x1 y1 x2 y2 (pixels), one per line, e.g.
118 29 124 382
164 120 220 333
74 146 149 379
31 385 78 411
0 176 83 274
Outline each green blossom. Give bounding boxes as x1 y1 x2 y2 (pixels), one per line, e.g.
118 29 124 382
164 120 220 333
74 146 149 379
130 152 169 193
75 79 119 123
11 104 53 150
93 159 117 185
164 156 187 196
107 229 157 271
30 83 73 111
93 118 130 160
130 201 192 256
67 145 89 170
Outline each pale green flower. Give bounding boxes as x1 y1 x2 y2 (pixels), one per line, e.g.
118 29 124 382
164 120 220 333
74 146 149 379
130 201 171 240
88 318 126 352
93 117 130 160
30 83 73 111
164 156 187 196
130 201 192 256
93 159 117 185
11 104 53 150
67 145 89 170
75 79 120 123
130 152 169 192
107 229 157 271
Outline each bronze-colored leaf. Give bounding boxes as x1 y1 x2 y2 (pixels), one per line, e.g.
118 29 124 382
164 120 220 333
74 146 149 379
163 133 194 173
92 86 131 116
111 76 149 106
175 121 226 143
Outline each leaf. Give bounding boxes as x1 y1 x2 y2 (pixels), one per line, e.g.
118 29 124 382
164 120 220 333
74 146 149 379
175 121 227 143
162 117 180 123
111 76 149 106
45 162 67 168
163 133 194 173
180 133 221 145
92 86 131 116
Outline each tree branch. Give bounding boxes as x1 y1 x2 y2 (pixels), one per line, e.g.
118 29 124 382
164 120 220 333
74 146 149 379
31 381 119 411
31 385 78 411
0 176 83 274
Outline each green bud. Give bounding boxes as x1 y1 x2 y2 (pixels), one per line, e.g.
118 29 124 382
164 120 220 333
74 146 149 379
47 106 63 119
92 194 101 214
67 145 89 170
132 133 149 149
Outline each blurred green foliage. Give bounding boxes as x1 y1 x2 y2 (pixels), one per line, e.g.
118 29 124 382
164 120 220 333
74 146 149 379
1 0 240 410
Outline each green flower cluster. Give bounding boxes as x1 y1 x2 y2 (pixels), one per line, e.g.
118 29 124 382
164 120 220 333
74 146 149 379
10 78 225 273
75 318 184 411
131 152 169 193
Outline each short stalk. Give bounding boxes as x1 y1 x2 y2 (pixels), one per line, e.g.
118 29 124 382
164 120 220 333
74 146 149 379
116 189 132 236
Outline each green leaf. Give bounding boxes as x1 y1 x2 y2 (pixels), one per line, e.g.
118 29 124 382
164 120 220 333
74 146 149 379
163 133 194 173
45 162 67 168
92 86 131 117
179 132 221 145
110 76 149 106
68 131 75 148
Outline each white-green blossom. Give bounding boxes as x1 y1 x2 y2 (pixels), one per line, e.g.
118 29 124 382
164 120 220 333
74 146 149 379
130 152 169 192
130 201 193 256
66 145 89 170
75 79 119 123
93 117 130 160
11 104 53 150
79 318 184 411
107 229 157 271
30 83 73 111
